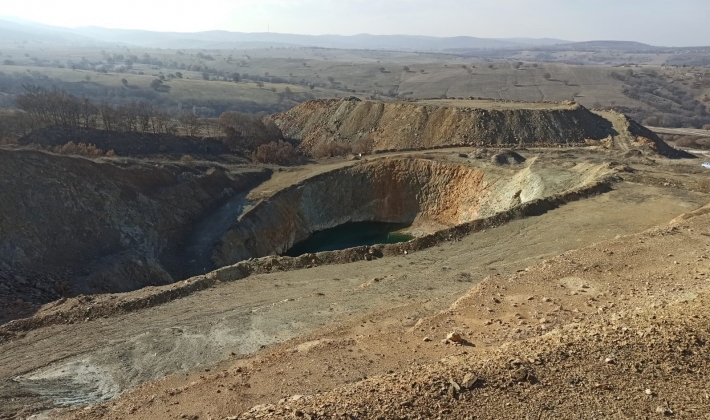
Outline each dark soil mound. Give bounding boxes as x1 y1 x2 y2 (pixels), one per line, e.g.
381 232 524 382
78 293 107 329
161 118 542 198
491 150 526 165
19 127 232 158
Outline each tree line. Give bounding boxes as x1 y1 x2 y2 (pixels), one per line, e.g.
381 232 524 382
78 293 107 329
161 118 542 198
6 85 302 160
3 86 377 165
15 85 180 135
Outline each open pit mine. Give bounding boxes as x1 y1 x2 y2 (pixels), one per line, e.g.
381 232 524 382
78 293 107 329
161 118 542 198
1 99 709 420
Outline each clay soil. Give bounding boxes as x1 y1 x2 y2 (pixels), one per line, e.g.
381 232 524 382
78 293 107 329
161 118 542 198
2 147 710 419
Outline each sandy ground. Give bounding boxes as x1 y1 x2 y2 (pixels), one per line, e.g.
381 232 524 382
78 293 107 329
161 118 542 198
2 154 707 419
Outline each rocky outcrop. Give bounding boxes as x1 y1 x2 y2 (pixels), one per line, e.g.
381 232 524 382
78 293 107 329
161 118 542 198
213 157 613 267
272 98 686 158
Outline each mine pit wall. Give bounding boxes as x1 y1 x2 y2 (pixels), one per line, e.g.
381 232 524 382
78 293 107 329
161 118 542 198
0 170 618 345
212 158 606 268
213 159 490 266
272 98 616 153
0 149 269 320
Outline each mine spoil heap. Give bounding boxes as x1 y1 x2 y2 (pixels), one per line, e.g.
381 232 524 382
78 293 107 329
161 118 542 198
272 97 684 157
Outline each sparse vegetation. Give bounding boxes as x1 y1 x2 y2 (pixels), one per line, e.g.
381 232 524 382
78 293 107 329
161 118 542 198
217 112 283 152
352 135 375 155
50 141 114 157
252 140 303 165
670 135 710 149
611 70 709 128
177 113 204 137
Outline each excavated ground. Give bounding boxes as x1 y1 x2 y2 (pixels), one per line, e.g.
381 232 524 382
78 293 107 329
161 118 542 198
0 150 270 323
212 156 615 267
1 146 709 419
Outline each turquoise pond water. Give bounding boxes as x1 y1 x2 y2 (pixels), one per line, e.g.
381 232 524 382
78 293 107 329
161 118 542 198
284 222 413 256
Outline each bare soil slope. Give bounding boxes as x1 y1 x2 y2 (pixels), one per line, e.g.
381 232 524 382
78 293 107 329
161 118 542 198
273 98 683 157
230 207 710 420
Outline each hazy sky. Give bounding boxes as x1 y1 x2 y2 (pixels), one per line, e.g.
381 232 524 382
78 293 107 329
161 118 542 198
2 0 708 46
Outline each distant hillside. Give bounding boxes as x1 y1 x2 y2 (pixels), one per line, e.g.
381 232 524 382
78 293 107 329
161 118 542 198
1 18 707 53
0 18 571 51
0 19 99 45
72 27 570 51
546 40 657 52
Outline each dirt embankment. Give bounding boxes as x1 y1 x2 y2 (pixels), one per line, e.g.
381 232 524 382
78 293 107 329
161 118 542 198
229 211 710 420
272 98 683 158
595 110 695 159
0 149 269 322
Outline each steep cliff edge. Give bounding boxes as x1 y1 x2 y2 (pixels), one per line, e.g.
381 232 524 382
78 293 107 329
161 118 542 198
271 98 683 157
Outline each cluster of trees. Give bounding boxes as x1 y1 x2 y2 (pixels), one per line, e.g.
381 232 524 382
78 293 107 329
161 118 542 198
667 134 710 150
4 85 379 166
217 112 284 151
8 86 302 160
14 86 179 134
0 111 31 143
252 141 302 165
611 70 709 128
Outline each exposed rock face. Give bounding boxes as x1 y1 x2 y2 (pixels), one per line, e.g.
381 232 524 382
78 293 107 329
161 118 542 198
215 159 483 266
213 157 611 267
0 149 268 320
272 98 686 158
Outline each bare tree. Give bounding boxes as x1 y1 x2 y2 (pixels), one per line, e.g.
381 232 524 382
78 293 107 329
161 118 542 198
178 113 204 137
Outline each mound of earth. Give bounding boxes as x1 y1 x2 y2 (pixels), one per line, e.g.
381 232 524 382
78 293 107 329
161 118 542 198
0 149 269 322
272 98 685 158
491 150 526 165
595 110 695 159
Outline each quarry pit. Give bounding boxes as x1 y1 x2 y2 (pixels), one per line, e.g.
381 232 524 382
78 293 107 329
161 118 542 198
214 156 615 267
1 99 708 419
